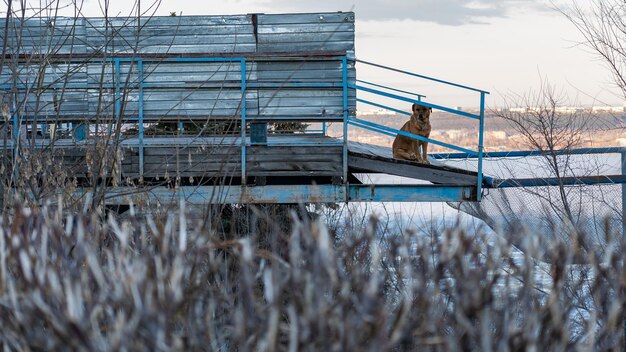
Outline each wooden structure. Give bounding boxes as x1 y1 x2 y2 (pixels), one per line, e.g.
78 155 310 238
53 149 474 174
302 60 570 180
1 12 490 204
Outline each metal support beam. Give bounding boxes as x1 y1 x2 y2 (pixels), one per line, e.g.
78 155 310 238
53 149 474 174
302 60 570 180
101 185 347 204
97 184 476 205
349 184 475 202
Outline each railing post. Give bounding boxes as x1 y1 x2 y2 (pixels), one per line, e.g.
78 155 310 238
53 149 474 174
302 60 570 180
622 151 625 236
342 56 349 188
476 92 485 202
622 150 626 346
138 58 144 178
240 58 247 184
11 102 18 179
113 58 121 137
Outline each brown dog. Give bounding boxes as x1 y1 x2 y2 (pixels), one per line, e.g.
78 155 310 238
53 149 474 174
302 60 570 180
392 103 432 163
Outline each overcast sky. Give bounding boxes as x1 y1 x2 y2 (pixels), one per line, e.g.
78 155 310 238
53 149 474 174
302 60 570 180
8 0 626 108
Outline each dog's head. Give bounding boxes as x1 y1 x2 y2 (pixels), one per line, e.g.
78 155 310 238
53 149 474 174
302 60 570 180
411 103 432 122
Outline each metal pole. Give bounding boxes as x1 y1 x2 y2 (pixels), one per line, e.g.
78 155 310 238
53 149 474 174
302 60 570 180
240 59 247 184
138 59 144 178
476 92 485 202
622 151 625 236
12 103 18 182
114 59 121 136
12 106 18 161
622 151 626 352
342 56 349 187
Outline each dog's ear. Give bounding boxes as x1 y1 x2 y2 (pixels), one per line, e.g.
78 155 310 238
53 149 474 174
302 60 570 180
412 103 418 112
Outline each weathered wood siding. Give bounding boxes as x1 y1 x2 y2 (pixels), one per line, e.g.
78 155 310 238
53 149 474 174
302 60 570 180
1 13 356 121
256 13 355 53
119 138 343 179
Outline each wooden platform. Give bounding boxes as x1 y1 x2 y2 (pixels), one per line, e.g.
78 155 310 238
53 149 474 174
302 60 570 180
4 135 478 186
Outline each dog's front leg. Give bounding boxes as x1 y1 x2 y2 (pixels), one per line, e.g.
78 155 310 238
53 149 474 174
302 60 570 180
422 142 429 164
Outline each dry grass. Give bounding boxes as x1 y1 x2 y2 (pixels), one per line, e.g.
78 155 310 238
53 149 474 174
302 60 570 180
0 202 624 351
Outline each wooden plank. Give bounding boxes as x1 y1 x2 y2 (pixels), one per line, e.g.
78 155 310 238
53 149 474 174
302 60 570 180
247 155 341 163
257 23 354 34
5 12 356 122
248 161 340 171
141 162 240 170
125 155 240 165
141 148 240 157
257 32 354 44
85 15 252 28
256 13 354 54
134 166 241 178
246 171 341 178
257 13 354 25
123 165 242 175
247 170 340 177
258 43 354 54
248 146 342 155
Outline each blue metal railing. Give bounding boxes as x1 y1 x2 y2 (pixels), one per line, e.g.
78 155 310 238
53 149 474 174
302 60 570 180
343 57 489 200
112 57 249 180
3 56 347 183
5 54 489 200
356 79 426 100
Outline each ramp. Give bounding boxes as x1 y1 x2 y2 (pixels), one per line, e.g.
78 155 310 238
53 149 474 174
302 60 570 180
348 142 479 185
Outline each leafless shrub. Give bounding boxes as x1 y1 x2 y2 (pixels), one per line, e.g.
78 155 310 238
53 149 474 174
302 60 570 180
0 202 623 350
484 78 622 265
560 0 626 100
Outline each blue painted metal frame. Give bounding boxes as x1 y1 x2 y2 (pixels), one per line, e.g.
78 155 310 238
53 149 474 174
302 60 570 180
354 58 489 94
99 184 475 204
349 84 481 120
12 102 18 164
477 92 485 201
622 152 626 236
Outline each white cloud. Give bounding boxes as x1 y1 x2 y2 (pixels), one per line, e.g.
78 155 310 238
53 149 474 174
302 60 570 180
261 0 547 26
